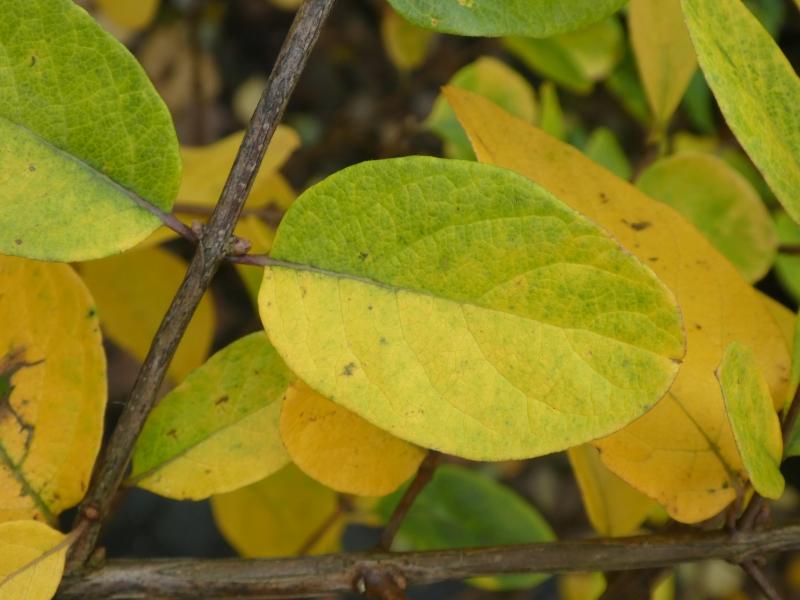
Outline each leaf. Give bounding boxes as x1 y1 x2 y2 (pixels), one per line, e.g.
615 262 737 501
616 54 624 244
211 465 343 557
259 156 685 461
79 247 214 385
0 0 180 261
605 47 650 124
774 212 800 304
145 128 300 252
567 445 658 536
0 520 67 600
539 82 566 140
629 0 697 132
96 0 161 32
381 7 437 71
280 381 425 496
374 464 554 590
636 152 777 283
503 17 623 95
130 333 292 500
717 342 784 499
681 71 716 134
426 57 537 160
0 257 106 524
682 0 800 224
446 87 791 522
385 0 627 38
584 128 632 180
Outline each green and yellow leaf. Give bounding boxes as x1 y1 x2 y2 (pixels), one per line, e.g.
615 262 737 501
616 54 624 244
717 342 784 499
446 87 790 522
0 257 106 524
79 247 214 385
584 128 632 180
130 333 292 500
280 381 425 496
0 0 180 261
382 7 436 71
211 465 343 557
96 0 160 32
259 156 685 461
0 520 67 600
386 0 627 38
682 0 800 224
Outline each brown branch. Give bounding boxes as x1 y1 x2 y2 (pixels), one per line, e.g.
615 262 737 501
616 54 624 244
56 523 800 599
778 244 800 256
66 0 336 570
741 560 782 600
379 451 441 551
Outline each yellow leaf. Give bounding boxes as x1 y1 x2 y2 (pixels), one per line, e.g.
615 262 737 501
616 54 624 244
266 0 303 11
0 520 67 600
130 333 292 500
629 0 697 131
144 129 299 250
445 87 790 522
0 257 106 523
96 0 160 32
559 572 606 600
381 7 436 71
758 291 795 411
79 247 214 385
280 381 425 496
567 445 658 537
211 465 343 557
717 342 784 499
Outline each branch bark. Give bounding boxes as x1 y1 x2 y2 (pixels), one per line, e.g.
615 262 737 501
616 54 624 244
57 523 800 599
66 0 337 570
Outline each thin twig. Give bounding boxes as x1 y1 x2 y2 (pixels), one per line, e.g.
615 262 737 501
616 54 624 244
296 497 348 557
173 201 285 228
66 0 337 570
56 523 800 599
379 451 441 551
741 560 783 600
778 244 800 256
128 191 198 242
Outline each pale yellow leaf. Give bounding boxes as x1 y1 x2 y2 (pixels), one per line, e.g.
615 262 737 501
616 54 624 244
96 0 160 32
79 247 214 385
382 7 436 71
280 381 425 496
211 465 343 557
0 520 67 600
445 87 790 522
0 257 106 523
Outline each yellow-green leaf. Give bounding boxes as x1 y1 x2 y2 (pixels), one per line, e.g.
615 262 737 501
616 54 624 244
386 0 627 38
774 211 800 304
0 0 180 261
0 257 106 524
567 444 659 536
96 0 160 32
629 0 697 131
0 520 67 600
211 465 343 557
584 128 632 180
280 381 425 496
260 156 685 461
79 247 214 385
503 17 623 95
426 57 537 160
381 7 436 71
636 152 777 283
130 333 292 500
446 87 790 521
539 82 566 140
717 342 784 499
682 0 800 224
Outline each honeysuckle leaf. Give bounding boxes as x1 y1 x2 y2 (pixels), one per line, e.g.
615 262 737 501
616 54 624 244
682 0 800 224
0 520 67 599
386 0 627 38
0 0 180 261
259 156 685 461
0 257 105 523
446 87 790 522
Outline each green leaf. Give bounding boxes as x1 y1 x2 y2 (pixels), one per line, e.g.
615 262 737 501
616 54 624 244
636 152 777 283
605 47 650 125
584 127 632 180
426 57 537 160
130 333 293 500
717 342 784 499
538 82 566 140
386 0 627 37
745 0 786 37
502 17 623 95
772 212 800 304
682 0 800 225
681 71 715 135
375 464 555 590
0 0 180 261
259 157 685 461
784 315 800 457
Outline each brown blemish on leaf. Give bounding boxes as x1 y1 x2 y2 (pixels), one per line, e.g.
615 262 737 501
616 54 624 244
167 428 178 439
28 164 36 172
622 219 652 231
215 395 229 406
341 362 357 376
14 239 22 246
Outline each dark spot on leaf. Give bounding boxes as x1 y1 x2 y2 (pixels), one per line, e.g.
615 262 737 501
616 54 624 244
28 164 36 172
300 286 307 298
87 307 97 318
14 239 22 246
167 429 178 439
367 305 373 311
341 362 357 376
648 257 658 262
358 251 369 261
215 395 229 406
599 192 610 204
722 481 730 489
695 323 702 330
29 55 36 67
379 337 389 346
622 219 652 231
